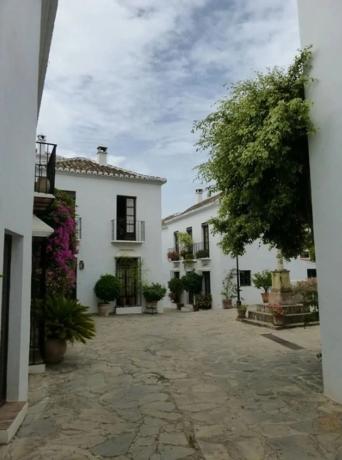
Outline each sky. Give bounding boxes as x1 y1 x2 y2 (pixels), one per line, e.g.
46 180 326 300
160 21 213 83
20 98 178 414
38 0 300 218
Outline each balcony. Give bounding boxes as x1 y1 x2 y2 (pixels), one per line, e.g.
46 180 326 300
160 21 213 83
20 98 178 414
34 140 56 212
167 242 210 268
111 219 145 244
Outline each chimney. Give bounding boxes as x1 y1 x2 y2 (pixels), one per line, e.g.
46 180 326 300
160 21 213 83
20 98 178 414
97 145 108 165
195 188 204 204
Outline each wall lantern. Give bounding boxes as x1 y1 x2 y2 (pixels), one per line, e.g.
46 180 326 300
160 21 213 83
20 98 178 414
79 260 85 270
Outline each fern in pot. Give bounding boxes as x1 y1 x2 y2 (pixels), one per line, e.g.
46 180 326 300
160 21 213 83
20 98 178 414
43 296 96 364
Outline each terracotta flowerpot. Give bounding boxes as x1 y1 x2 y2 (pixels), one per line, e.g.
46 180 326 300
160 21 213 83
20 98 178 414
261 292 269 304
98 303 112 317
45 338 67 364
223 299 232 309
144 301 158 314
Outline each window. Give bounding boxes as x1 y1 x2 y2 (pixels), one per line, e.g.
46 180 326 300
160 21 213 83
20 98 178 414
202 271 211 295
186 227 192 237
174 271 180 279
307 268 317 279
240 270 251 287
117 196 136 240
174 231 179 253
202 223 210 255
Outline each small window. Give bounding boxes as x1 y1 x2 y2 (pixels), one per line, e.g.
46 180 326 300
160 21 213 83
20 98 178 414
240 270 251 287
186 227 192 237
203 271 211 295
174 271 180 279
174 231 179 253
202 223 209 253
307 268 317 279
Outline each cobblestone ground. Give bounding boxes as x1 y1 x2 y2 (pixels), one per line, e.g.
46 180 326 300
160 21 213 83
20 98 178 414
1 308 342 460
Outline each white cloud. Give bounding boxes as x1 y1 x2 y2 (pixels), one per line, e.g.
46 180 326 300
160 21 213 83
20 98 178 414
39 0 300 216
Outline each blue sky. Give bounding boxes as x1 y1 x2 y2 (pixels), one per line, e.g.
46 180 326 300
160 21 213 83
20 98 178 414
38 0 300 217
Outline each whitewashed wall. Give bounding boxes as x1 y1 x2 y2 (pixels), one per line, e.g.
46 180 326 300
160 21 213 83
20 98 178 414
56 172 164 313
0 0 42 401
162 198 316 309
297 0 342 402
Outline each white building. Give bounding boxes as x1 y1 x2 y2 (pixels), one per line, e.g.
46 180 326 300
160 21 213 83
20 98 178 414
162 190 316 308
297 0 342 402
0 0 57 442
55 147 166 313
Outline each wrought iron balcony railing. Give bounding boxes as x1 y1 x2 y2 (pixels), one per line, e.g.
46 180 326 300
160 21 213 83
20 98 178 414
34 141 57 195
167 242 210 261
111 219 145 242
193 242 210 258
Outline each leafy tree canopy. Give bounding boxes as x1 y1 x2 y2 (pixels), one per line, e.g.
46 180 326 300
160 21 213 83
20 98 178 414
194 48 314 259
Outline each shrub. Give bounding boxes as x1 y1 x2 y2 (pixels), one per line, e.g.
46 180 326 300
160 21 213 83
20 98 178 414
167 250 180 261
43 296 96 343
168 277 184 304
181 272 203 304
143 283 167 302
196 249 209 259
252 270 272 293
196 294 212 310
293 278 318 309
221 270 237 300
94 274 121 303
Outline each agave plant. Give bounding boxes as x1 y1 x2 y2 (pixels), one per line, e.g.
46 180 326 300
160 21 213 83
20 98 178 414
43 296 96 344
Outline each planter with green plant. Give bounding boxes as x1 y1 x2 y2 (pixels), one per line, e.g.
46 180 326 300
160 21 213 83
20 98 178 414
42 296 95 364
94 274 121 316
143 283 167 313
236 304 247 319
221 270 237 309
168 277 184 310
181 272 203 311
252 270 272 303
196 294 212 310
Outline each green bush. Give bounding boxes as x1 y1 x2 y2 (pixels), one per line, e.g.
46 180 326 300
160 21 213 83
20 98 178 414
196 294 212 310
143 283 167 302
94 274 121 303
168 277 184 304
182 272 203 296
43 296 96 343
252 270 272 293
196 249 209 259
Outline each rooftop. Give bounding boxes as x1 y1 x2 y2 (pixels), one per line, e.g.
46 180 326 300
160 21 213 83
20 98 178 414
55 157 166 184
162 193 220 225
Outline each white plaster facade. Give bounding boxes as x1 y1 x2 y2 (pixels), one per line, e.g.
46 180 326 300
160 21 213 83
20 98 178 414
55 154 166 313
297 0 342 402
0 0 57 406
162 193 316 309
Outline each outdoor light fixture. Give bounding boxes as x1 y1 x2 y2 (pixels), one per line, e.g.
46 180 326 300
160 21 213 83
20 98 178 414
79 260 85 270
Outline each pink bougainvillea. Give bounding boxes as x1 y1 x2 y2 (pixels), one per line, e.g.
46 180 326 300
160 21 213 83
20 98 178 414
45 192 77 296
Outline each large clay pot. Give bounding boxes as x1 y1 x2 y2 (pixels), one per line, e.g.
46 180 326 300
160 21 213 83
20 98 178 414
45 338 67 364
261 292 269 304
98 303 112 317
144 301 158 314
223 299 232 309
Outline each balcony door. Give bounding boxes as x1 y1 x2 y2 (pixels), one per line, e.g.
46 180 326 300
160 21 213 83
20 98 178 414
0 234 12 406
117 196 136 241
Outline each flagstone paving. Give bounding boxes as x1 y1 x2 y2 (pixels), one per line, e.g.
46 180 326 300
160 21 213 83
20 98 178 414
1 308 342 459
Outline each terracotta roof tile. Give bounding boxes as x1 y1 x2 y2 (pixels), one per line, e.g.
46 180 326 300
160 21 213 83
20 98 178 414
56 157 166 184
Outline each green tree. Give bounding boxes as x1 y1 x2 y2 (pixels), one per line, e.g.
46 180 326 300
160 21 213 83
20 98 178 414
194 48 314 259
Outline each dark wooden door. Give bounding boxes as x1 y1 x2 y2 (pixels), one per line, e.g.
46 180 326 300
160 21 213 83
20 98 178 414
0 234 12 406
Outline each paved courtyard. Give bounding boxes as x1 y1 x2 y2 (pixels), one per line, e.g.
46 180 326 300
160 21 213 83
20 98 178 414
2 308 342 460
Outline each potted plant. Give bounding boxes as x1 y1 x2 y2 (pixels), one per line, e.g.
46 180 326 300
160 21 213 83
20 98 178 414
94 274 121 316
196 294 212 310
178 233 194 264
237 304 247 319
268 303 285 326
168 277 184 310
143 283 167 314
167 250 180 262
252 270 272 303
43 296 96 364
195 249 209 259
221 270 237 309
181 272 203 311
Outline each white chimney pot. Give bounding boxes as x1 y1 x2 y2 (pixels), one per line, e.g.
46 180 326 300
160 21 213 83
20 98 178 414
196 188 204 204
97 145 108 165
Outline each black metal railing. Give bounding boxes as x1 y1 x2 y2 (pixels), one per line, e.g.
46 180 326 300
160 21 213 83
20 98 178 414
193 242 210 258
167 242 210 261
34 141 57 194
111 219 145 242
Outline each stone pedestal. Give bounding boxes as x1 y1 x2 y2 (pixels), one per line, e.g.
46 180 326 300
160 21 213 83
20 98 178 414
268 270 296 305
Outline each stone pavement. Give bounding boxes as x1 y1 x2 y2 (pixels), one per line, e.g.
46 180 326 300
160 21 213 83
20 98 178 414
1 308 342 460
